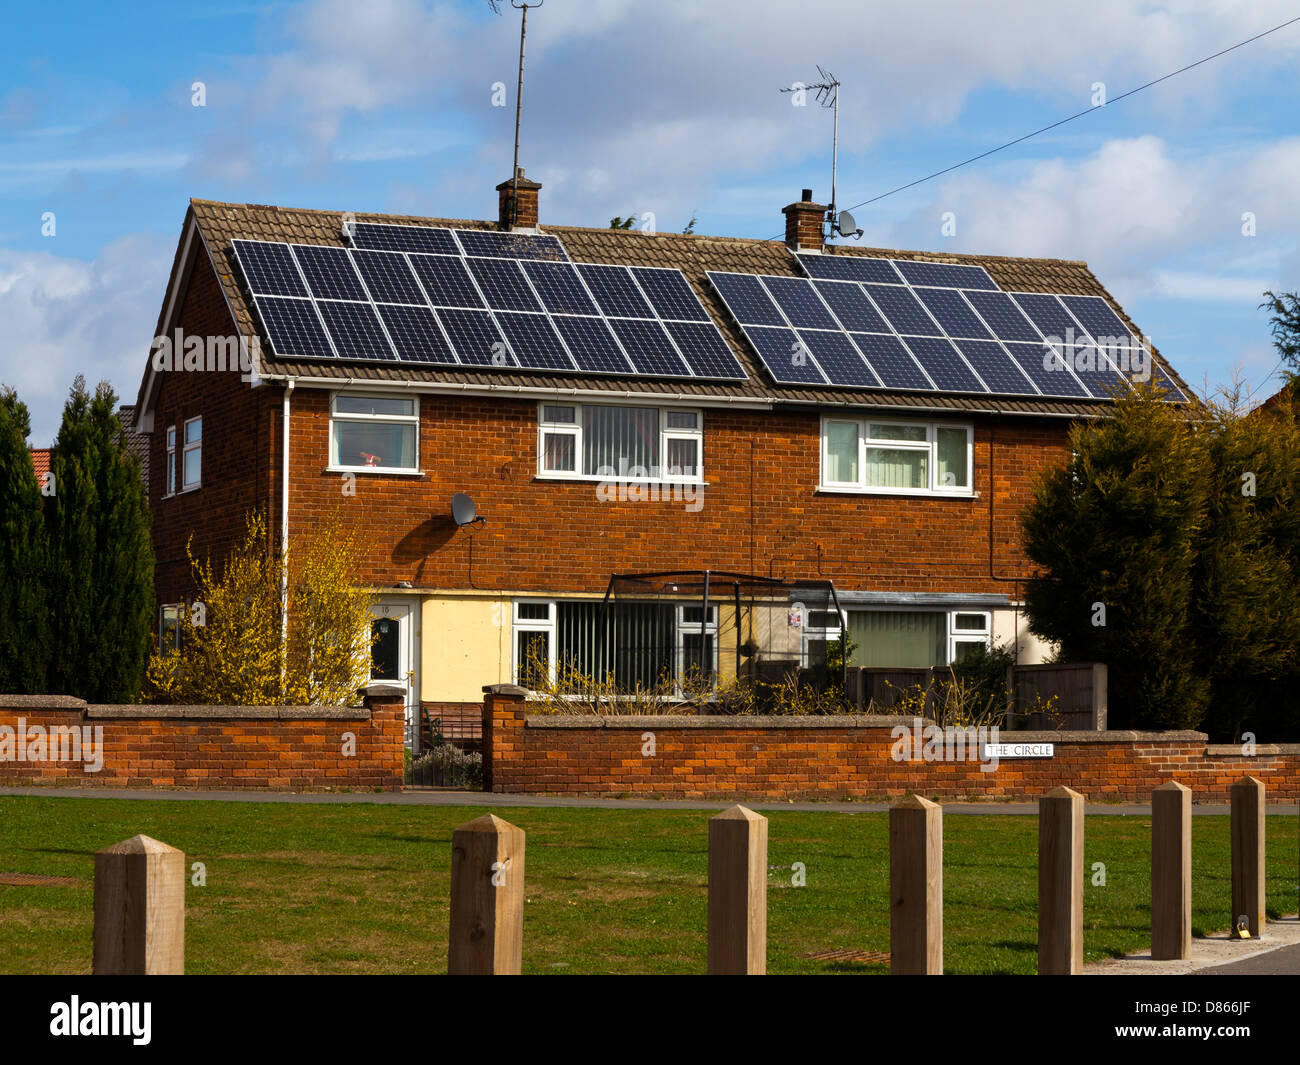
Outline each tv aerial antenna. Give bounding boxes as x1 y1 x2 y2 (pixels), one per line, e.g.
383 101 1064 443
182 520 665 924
781 65 862 240
490 1 544 227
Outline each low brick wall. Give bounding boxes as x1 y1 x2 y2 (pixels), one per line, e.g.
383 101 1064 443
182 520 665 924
0 683 406 791
481 689 1300 802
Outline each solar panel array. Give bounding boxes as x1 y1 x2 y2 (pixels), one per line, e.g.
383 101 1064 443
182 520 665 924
705 254 1186 401
231 223 747 380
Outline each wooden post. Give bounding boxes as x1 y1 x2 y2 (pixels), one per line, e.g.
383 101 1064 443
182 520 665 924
1038 785 1084 975
93 835 185 975
449 814 525 974
1151 781 1192 960
890 794 942 974
1230 775 1265 938
707 804 767 974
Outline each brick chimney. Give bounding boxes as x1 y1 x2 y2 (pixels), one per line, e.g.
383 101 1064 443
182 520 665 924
497 167 542 231
783 188 827 252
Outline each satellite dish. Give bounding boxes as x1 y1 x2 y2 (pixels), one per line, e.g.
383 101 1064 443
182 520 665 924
451 492 484 527
838 209 856 233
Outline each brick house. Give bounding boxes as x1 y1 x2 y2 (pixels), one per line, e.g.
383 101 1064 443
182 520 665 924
131 176 1191 748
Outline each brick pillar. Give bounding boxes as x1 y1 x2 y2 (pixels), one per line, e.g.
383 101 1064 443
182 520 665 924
783 190 827 252
497 169 542 231
364 681 407 789
482 684 529 793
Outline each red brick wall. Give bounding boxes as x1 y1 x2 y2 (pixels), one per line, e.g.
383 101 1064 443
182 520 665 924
483 695 1300 802
0 692 404 790
277 392 1066 596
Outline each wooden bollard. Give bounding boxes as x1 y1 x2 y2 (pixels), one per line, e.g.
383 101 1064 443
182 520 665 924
449 813 525 974
707 804 767 974
1230 776 1265 938
93 835 185 975
1151 780 1192 960
890 794 942 975
1038 786 1084 975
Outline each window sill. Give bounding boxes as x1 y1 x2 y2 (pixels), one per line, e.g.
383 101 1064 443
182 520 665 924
816 485 978 499
326 466 426 478
534 473 708 487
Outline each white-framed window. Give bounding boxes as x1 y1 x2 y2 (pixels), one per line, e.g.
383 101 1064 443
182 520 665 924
846 608 992 667
537 403 703 482
821 417 972 495
158 603 182 652
512 600 556 689
676 603 718 688
164 425 177 497
181 416 202 490
330 393 419 473
801 607 846 668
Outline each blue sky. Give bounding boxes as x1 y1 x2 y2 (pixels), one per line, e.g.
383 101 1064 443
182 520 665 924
2 0 1298 443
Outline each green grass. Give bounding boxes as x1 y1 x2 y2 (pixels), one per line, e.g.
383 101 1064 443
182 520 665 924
0 796 1295 974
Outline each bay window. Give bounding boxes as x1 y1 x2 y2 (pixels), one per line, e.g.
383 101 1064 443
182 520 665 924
538 402 703 482
822 417 972 495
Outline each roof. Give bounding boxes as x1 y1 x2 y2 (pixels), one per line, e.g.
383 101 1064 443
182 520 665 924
136 197 1192 421
29 448 49 479
117 405 150 488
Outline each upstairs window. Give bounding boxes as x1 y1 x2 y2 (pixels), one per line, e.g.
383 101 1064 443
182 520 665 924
182 417 202 490
330 394 419 473
821 417 972 495
538 403 703 482
165 425 177 496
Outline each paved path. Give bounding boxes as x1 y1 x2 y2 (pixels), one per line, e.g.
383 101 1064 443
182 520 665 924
0 785 1296 816
1087 918 1300 975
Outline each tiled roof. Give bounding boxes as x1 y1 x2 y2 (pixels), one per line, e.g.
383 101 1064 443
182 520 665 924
117 404 150 489
29 448 50 479
149 197 1192 419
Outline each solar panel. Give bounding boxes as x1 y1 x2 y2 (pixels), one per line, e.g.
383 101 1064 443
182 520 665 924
664 321 747 379
1001 342 1090 398
762 277 839 329
1150 362 1188 401
796 253 902 284
1010 293 1084 344
352 249 426 306
232 240 307 298
1059 294 1130 342
902 336 986 392
914 288 994 340
893 259 998 290
375 304 458 364
609 318 690 376
577 264 655 318
849 333 933 391
798 330 879 387
812 280 890 333
1060 345 1131 400
743 326 826 384
495 312 577 371
350 222 458 255
409 254 484 308
314 301 396 361
256 296 334 359
523 261 599 315
437 308 513 367
864 284 944 336
961 290 1042 342
291 245 369 302
631 268 711 322
706 272 785 326
466 257 542 313
950 340 1038 395
455 229 568 261
551 315 633 374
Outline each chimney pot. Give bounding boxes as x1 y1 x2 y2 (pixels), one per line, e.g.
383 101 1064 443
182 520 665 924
801 188 813 203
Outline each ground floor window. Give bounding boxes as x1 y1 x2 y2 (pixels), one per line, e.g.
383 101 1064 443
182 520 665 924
512 598 718 693
846 609 991 668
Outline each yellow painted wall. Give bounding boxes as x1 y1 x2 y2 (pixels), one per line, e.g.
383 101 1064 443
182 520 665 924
992 608 1054 664
420 595 511 703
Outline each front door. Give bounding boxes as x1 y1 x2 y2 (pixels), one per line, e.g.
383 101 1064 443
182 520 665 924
371 600 418 750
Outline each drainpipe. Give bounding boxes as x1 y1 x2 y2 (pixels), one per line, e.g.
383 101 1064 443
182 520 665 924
281 379 295 650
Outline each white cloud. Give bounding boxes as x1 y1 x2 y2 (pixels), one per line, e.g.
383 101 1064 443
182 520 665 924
0 234 171 445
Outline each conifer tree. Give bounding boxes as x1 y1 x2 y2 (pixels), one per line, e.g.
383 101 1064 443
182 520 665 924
0 387 49 692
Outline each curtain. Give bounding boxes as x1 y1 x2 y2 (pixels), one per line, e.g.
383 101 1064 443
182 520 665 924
848 610 947 667
583 406 659 477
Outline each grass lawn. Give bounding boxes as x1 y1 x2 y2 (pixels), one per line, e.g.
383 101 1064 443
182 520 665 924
0 795 1295 975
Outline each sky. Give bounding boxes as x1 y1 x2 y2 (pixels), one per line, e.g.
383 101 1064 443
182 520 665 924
2 0 1298 444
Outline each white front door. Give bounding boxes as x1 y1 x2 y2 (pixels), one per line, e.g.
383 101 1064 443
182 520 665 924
371 600 419 750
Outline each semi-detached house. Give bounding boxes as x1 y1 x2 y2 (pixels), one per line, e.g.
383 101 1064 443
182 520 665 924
132 173 1191 748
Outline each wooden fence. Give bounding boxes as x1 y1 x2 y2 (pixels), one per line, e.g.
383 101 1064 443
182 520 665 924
88 774 1283 974
852 661 1107 731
